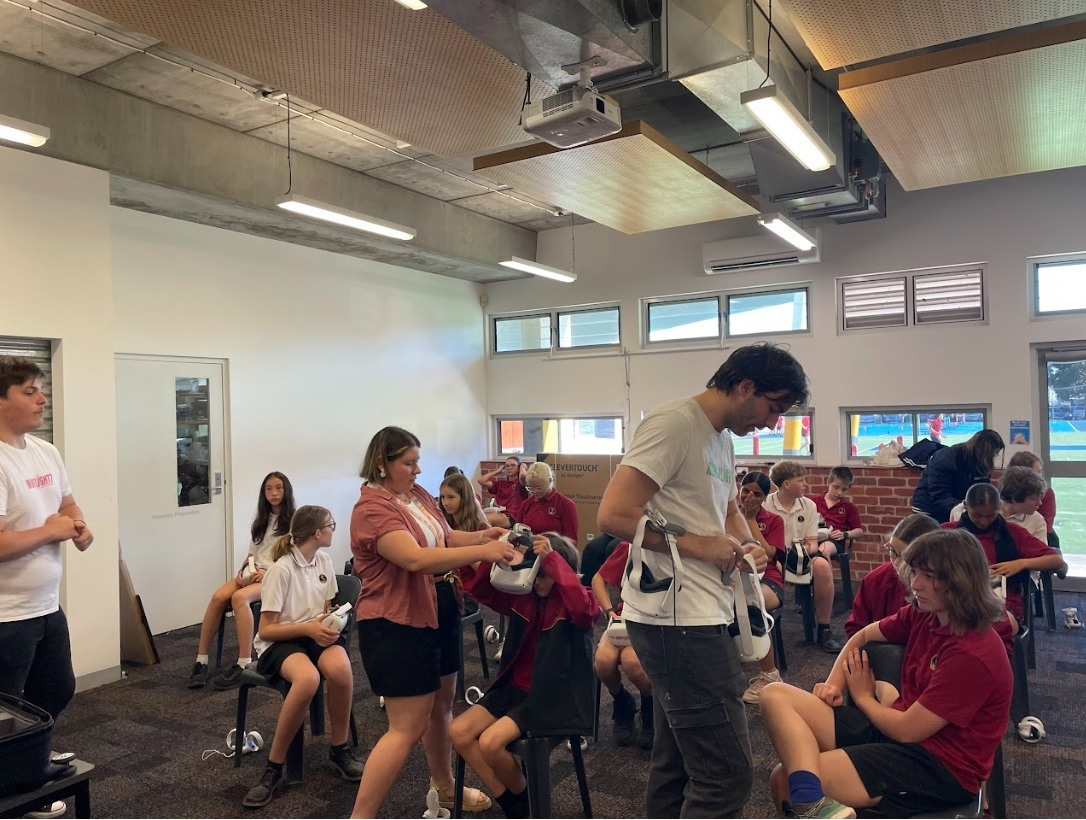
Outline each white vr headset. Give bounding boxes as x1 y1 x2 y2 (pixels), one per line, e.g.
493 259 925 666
489 525 540 595
621 509 686 620
729 553 773 663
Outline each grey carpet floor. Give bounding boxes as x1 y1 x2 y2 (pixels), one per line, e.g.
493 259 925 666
44 589 1086 818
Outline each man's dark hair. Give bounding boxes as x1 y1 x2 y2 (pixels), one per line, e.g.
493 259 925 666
706 343 809 408
0 356 45 398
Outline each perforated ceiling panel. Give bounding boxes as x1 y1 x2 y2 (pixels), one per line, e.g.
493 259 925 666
839 38 1086 190
474 122 759 234
62 0 551 158
783 0 1086 68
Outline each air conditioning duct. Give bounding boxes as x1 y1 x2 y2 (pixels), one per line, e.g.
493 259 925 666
703 230 820 274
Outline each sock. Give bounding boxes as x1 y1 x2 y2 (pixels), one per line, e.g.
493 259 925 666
237 657 252 667
788 770 824 805
196 654 209 665
267 759 284 777
817 623 831 632
495 789 529 819
330 741 350 754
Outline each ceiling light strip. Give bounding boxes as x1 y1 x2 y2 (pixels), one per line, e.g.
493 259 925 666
276 195 416 241
0 113 50 147
500 256 577 283
757 212 817 251
740 85 836 172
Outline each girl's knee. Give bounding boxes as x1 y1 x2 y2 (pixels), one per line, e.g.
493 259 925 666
478 729 508 760
758 680 790 713
449 717 474 751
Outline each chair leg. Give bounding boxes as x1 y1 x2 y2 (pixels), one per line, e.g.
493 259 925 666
772 612 788 674
1042 572 1057 631
570 735 593 818
592 675 602 744
285 723 305 784
475 620 489 680
310 681 326 737
523 738 551 819
988 741 1006 818
453 753 466 819
216 611 227 670
1010 632 1031 726
349 709 358 748
836 552 854 609
457 624 468 703
797 585 815 644
234 684 250 769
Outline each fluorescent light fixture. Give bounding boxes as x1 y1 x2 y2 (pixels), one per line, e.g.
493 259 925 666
393 0 428 9
0 114 50 148
500 256 577 283
740 85 835 172
758 212 816 251
275 194 416 241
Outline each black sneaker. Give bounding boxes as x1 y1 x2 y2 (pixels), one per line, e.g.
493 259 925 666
328 744 364 781
186 662 209 689
242 766 283 808
212 664 245 690
818 629 843 654
611 689 637 747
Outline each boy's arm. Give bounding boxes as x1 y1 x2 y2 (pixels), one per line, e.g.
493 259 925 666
845 501 864 540
462 560 517 615
544 552 602 629
590 571 615 617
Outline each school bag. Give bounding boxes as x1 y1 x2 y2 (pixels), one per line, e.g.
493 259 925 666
0 692 56 797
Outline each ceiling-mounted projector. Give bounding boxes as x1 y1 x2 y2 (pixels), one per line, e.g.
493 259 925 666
521 57 621 149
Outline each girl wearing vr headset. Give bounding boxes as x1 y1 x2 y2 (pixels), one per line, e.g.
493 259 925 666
451 532 601 819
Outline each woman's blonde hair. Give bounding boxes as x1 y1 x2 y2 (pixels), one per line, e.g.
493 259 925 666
439 474 486 533
524 461 553 486
271 505 332 562
901 528 1004 634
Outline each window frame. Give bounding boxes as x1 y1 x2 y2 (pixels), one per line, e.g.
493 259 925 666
643 294 723 346
494 414 626 456
1030 254 1086 319
725 285 811 338
490 302 621 356
838 264 987 333
842 405 991 462
555 305 622 351
491 311 553 355
730 408 816 462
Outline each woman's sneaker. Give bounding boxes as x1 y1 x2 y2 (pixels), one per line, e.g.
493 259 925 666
328 744 365 780
186 662 209 689
742 669 783 704
242 766 283 808
212 664 245 690
23 801 66 818
787 796 856 819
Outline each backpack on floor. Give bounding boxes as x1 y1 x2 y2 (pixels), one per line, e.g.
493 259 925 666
0 692 55 797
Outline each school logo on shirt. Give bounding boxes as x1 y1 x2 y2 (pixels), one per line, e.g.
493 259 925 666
929 654 938 671
548 507 556 516
758 522 766 531
319 574 327 584
25 473 55 489
797 515 805 523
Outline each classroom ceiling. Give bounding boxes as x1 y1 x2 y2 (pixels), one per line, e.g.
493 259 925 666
2 0 1086 279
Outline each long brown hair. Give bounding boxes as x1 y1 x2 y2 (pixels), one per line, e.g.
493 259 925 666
271 505 332 562
439 474 486 532
902 528 1004 634
359 426 420 484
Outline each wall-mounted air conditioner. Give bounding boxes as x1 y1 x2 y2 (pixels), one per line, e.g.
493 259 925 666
702 229 821 274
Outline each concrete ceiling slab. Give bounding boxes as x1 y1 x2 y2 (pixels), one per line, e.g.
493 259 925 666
450 191 555 224
0 1 151 76
84 49 286 132
365 158 497 202
109 176 525 285
515 213 593 233
244 114 407 174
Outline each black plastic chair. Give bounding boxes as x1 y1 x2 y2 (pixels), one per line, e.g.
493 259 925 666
233 574 360 783
457 596 490 702
830 537 855 608
770 605 788 673
215 600 261 669
452 732 592 818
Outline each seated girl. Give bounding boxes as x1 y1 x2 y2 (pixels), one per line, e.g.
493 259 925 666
242 506 364 809
450 532 601 819
760 528 1013 819
736 470 787 705
591 538 653 748
188 471 296 690
942 482 1064 633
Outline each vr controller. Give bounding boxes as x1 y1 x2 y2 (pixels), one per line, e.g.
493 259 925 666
490 524 541 595
322 602 352 631
241 555 257 583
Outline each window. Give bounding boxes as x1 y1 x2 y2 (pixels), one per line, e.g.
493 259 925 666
845 407 988 459
646 297 720 343
731 412 813 459
0 337 53 442
1034 258 1086 316
497 416 624 455
726 287 809 336
557 307 620 349
492 304 619 354
494 314 551 353
839 266 985 331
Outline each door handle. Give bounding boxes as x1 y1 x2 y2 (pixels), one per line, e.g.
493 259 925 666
213 471 223 496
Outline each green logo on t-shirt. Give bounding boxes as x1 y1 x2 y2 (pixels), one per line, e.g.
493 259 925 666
706 461 733 484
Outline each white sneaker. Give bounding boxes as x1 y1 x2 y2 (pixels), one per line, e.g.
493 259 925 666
494 642 503 662
742 669 782 704
24 800 67 818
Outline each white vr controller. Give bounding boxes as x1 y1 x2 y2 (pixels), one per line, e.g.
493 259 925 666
226 728 264 755
322 602 352 631
241 555 257 583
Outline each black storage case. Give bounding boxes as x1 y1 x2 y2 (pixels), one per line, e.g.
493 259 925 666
0 693 54 797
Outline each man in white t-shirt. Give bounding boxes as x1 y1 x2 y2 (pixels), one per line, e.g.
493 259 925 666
598 342 809 818
0 357 94 747
766 461 842 653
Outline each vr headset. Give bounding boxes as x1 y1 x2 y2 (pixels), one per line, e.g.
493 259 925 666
489 524 541 595
621 509 686 619
604 615 630 646
784 541 813 585
728 553 774 662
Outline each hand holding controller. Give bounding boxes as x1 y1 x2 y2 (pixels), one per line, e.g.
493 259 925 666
241 555 257 584
322 602 352 632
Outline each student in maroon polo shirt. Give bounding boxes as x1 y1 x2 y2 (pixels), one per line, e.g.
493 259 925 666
942 482 1063 634
515 461 579 543
479 457 529 526
814 466 864 552
760 528 1013 819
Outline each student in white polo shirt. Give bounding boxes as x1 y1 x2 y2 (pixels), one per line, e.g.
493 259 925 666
242 505 364 809
767 461 842 653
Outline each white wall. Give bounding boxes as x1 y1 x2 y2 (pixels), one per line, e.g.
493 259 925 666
0 146 121 682
484 167 1086 461
111 208 489 571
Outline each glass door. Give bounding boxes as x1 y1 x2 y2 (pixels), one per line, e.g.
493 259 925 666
1037 345 1086 589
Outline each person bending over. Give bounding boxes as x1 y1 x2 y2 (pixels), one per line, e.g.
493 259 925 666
188 471 296 690
591 538 653 748
761 528 1012 818
910 429 1004 523
242 506 364 808
451 532 600 819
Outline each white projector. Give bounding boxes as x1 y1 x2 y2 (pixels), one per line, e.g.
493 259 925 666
522 86 622 149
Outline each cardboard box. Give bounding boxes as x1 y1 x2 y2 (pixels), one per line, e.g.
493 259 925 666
540 453 621 548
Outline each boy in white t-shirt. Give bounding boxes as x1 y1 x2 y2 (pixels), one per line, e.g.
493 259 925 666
766 461 842 654
598 342 809 818
0 357 94 817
